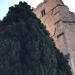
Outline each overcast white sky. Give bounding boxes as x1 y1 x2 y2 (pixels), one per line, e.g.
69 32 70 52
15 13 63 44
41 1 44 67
0 0 75 20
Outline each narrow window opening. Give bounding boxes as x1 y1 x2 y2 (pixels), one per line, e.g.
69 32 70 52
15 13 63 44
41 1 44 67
41 9 45 17
57 32 64 38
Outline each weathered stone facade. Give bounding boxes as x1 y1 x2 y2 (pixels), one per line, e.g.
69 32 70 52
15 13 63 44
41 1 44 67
34 0 75 74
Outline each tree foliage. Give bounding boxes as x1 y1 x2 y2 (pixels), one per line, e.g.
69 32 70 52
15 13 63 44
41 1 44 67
0 1 72 75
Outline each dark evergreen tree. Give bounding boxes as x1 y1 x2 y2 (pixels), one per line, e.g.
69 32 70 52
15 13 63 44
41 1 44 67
0 1 72 75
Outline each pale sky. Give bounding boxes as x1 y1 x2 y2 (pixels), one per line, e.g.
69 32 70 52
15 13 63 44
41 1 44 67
0 0 75 20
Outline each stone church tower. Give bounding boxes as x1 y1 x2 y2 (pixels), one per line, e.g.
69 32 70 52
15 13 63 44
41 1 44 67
34 0 75 74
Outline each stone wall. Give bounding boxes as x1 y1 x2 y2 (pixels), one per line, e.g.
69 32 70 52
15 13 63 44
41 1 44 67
34 0 75 74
